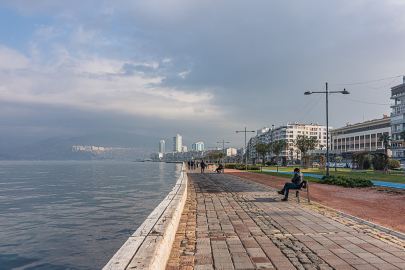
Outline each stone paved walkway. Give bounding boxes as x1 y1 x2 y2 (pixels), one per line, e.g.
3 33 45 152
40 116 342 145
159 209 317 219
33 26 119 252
167 170 405 270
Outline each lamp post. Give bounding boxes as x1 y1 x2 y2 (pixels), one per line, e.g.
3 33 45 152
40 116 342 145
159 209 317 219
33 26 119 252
217 139 230 154
236 127 255 171
217 139 229 164
304 83 350 176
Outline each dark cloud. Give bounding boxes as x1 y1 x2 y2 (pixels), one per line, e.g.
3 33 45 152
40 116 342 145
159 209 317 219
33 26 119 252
0 0 402 148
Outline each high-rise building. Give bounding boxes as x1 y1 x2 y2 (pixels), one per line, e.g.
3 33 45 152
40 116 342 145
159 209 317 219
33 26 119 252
390 76 405 159
159 140 165 153
192 142 205 151
173 134 182 152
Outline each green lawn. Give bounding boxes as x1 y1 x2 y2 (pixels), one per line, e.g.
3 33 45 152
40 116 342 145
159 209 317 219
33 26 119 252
249 170 320 183
251 166 405 184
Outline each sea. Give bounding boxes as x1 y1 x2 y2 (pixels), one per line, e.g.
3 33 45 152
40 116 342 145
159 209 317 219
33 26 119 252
0 161 183 270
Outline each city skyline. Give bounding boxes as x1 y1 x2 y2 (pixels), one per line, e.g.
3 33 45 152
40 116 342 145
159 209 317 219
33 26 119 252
0 1 403 149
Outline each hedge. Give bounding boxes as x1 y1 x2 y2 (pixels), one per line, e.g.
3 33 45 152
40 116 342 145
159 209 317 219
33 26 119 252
319 175 373 188
225 163 260 170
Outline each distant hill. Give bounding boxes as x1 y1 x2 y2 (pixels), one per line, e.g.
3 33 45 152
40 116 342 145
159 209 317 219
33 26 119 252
68 131 160 148
3 137 94 160
0 132 161 160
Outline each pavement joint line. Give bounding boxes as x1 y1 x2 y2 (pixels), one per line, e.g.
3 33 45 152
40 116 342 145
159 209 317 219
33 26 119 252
170 170 405 269
227 172 405 245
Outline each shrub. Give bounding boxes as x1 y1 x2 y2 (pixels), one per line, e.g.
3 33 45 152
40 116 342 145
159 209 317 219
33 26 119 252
265 161 272 166
319 175 373 188
225 163 238 169
372 153 389 171
363 155 373 170
226 164 261 170
388 159 401 169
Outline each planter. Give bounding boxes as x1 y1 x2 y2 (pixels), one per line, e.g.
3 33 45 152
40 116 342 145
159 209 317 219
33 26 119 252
350 169 366 173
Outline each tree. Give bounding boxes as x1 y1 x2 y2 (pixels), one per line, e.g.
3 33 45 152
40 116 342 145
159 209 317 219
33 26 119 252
289 148 294 165
294 135 318 168
378 133 390 155
372 153 389 172
352 151 368 170
272 140 287 172
254 142 271 170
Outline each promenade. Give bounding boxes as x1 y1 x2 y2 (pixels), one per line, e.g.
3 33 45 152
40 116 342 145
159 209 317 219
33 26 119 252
167 169 405 270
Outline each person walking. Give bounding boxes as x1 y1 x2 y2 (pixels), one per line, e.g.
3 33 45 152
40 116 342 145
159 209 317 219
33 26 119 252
200 161 206 173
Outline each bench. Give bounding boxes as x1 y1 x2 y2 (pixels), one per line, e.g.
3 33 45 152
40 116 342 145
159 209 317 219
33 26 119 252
289 180 311 203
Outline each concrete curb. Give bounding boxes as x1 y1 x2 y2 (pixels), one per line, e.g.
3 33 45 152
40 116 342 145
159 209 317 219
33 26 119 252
103 164 188 270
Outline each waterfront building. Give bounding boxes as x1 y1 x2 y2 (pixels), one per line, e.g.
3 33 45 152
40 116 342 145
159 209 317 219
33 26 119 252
330 115 391 158
159 140 165 153
192 142 205 151
247 123 331 164
182 146 188 152
173 134 182 152
150 152 164 162
390 77 405 160
226 148 237 156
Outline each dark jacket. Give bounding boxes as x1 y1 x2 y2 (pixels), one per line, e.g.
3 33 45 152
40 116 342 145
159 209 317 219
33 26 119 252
291 172 303 186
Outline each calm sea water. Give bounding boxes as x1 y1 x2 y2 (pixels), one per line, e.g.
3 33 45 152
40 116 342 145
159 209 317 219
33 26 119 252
0 161 182 270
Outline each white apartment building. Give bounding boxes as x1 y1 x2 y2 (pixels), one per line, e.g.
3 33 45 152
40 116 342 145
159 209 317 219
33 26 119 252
390 77 405 159
159 140 165 153
182 146 188 152
173 134 182 152
225 147 237 156
247 123 331 163
192 142 205 151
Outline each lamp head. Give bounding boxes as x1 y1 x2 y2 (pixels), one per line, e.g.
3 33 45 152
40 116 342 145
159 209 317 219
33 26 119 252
304 91 312 95
236 131 239 133
342 88 350 94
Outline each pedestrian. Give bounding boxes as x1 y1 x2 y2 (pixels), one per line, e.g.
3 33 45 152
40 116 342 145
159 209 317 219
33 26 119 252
277 168 303 201
187 160 191 170
200 161 206 173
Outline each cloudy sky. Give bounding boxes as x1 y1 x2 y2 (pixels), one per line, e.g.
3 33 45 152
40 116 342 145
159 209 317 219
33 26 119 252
0 0 404 150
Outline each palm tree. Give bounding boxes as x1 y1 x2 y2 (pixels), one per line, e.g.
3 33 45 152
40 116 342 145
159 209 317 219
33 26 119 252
378 133 391 155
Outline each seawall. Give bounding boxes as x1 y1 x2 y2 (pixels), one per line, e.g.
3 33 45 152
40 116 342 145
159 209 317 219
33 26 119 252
103 163 187 270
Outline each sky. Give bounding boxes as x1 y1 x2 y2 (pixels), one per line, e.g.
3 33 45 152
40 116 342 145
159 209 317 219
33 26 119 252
0 0 404 150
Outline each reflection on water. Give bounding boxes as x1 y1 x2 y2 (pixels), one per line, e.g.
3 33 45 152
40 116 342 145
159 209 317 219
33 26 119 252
0 161 182 270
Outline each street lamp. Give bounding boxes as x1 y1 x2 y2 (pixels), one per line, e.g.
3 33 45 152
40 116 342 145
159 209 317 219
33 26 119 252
236 127 256 171
217 139 230 164
217 139 230 154
304 82 349 176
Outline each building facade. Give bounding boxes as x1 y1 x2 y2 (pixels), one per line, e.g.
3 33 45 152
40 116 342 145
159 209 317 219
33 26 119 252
173 134 182 152
390 77 405 160
159 140 165 153
225 147 237 156
330 115 390 156
247 123 331 163
192 142 205 151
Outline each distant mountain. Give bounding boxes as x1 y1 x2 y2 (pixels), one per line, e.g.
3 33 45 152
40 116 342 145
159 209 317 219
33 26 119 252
3 137 94 160
68 131 160 148
0 132 161 160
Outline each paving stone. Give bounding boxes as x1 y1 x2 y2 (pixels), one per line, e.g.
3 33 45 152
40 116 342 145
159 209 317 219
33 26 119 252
166 171 405 270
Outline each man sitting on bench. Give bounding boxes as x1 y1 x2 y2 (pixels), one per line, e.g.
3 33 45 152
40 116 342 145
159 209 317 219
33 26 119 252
277 168 303 201
216 164 224 173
